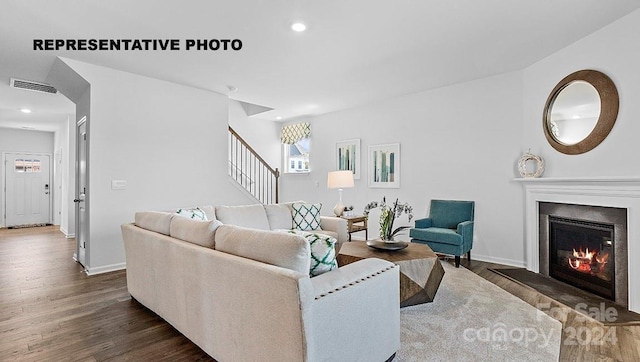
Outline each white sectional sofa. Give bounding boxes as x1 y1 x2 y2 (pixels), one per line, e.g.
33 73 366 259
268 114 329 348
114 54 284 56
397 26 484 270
121 207 400 362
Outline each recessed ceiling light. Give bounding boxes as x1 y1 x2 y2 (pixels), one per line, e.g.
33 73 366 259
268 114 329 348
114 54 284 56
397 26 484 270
291 22 307 32
20 108 32 113
275 116 282 120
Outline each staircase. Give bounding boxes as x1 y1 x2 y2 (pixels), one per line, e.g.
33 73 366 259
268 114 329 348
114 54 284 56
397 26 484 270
228 126 279 204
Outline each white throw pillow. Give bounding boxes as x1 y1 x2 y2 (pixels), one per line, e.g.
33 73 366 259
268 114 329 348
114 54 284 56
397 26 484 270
198 205 217 221
279 229 337 276
175 207 208 221
291 202 322 231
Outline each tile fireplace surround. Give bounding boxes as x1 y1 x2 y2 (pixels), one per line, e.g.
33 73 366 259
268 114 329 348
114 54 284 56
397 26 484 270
516 177 640 314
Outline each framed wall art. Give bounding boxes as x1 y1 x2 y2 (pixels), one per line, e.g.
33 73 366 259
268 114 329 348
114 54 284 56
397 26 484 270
336 138 360 179
368 143 400 188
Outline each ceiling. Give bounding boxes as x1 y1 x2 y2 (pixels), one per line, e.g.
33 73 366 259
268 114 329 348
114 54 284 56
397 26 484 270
1 0 639 131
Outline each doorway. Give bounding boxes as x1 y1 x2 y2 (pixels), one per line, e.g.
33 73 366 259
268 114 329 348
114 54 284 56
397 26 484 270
3 152 52 227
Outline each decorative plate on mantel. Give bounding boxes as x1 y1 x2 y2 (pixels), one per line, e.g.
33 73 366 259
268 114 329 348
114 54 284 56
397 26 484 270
366 240 409 251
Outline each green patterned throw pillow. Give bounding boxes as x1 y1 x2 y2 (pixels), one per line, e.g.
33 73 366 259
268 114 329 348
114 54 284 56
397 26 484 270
286 229 337 276
176 207 208 221
291 202 321 231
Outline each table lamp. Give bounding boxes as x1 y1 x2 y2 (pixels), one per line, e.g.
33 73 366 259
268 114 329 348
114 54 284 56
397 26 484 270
327 170 354 216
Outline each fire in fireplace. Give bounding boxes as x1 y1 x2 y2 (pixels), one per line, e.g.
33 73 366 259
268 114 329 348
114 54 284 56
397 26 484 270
567 247 610 274
548 216 615 300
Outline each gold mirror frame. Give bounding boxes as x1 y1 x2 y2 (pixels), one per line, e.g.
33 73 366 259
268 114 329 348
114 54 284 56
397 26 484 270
543 70 619 155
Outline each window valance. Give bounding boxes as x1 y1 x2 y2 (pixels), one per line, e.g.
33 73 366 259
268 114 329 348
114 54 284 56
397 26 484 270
281 122 310 144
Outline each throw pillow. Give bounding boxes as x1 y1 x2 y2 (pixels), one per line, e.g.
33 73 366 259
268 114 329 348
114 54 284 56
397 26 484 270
176 207 208 221
291 202 321 231
284 229 337 276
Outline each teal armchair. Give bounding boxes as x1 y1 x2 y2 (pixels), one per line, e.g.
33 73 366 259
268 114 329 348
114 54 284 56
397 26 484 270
409 200 474 268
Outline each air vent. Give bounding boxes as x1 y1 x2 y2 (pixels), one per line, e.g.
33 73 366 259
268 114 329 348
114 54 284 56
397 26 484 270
10 78 58 94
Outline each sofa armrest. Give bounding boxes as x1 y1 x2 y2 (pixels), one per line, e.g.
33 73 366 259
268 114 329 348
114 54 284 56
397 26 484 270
414 217 433 228
319 215 348 246
310 258 396 298
457 220 474 249
309 258 400 361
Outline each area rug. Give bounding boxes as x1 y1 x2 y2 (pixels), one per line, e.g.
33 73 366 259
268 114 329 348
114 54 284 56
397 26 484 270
396 262 562 361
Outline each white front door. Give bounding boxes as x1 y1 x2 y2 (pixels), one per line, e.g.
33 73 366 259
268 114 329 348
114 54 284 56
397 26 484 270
4 153 51 227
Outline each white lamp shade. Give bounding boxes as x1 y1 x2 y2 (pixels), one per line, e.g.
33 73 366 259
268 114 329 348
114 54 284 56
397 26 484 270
327 170 354 189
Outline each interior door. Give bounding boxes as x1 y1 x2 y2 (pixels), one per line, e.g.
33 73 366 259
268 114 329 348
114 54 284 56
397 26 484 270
75 118 87 267
4 153 51 227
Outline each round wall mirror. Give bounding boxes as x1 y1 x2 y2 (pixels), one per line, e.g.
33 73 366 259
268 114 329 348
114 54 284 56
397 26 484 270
543 70 619 155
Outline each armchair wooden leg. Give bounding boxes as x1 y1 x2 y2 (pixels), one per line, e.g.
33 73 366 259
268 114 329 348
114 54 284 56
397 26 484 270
467 251 471 262
455 255 460 268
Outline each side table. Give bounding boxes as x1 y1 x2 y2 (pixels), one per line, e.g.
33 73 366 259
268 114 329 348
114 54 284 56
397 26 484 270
341 215 368 241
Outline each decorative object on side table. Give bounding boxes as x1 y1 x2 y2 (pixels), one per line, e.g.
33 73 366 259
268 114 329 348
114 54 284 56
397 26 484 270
327 170 355 216
364 197 413 241
518 150 544 178
343 205 354 217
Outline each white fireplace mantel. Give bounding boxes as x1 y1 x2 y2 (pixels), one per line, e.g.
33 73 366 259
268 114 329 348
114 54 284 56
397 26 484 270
515 176 640 313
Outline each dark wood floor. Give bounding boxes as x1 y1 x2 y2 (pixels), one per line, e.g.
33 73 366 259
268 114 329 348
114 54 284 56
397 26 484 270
0 226 213 361
3 227 638 361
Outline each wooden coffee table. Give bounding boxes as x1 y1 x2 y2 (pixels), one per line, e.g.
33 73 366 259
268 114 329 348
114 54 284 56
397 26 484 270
337 241 445 307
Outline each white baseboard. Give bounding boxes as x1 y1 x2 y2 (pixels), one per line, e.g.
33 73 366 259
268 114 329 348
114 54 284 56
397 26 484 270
471 253 526 268
59 226 75 238
85 262 126 276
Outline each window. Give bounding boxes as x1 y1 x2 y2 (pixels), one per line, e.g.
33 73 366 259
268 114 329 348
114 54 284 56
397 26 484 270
15 159 41 173
281 122 311 173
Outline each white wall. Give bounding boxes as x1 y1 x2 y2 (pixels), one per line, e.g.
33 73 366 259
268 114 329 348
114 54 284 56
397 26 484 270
523 9 640 177
228 99 281 168
281 71 526 266
0 127 54 227
57 58 248 274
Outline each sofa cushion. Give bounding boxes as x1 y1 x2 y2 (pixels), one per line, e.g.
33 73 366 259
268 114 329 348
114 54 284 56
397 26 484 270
214 225 310 274
176 207 208 221
291 202 322 231
264 204 293 230
169 217 222 248
409 227 462 246
215 204 270 230
135 211 174 235
283 229 337 276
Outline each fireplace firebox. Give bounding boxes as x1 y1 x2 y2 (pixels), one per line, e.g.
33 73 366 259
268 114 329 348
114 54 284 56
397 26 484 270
548 216 615 300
